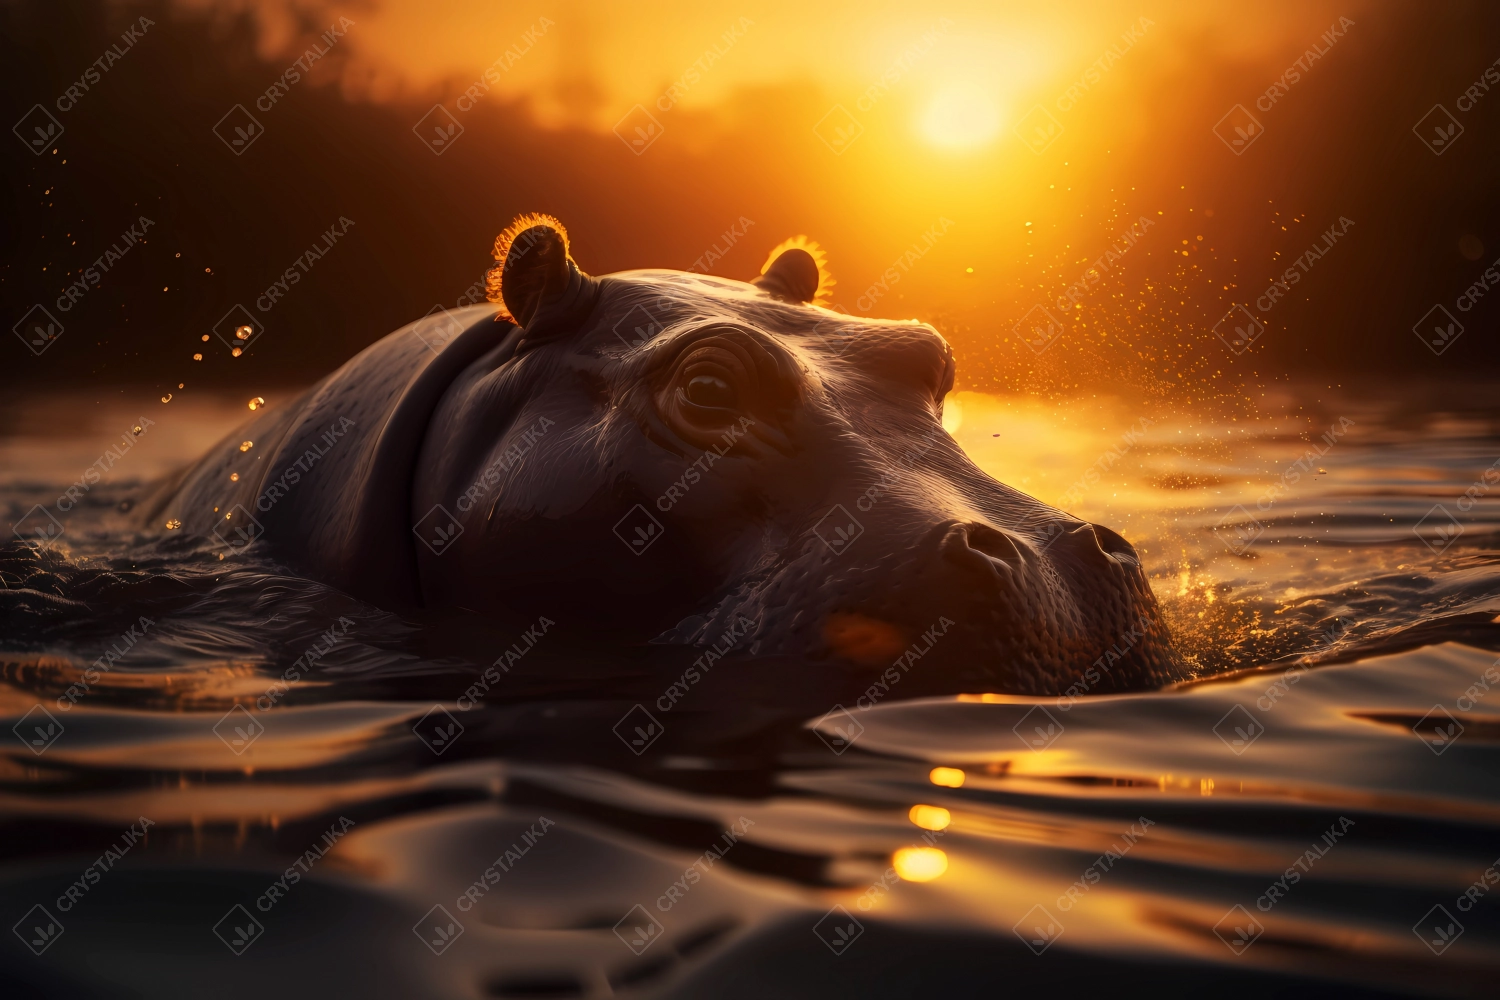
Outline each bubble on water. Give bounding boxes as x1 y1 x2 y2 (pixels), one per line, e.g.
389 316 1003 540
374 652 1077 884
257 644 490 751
161 394 172 403
165 519 182 529
248 396 265 410
193 353 203 361
239 440 253 452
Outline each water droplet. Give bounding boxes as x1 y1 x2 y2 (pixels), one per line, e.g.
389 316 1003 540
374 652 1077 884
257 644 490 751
231 348 242 357
248 396 265 410
239 440 254 452
230 473 239 482
132 425 143 435
201 334 210 342
165 519 182 529
193 353 203 361
236 325 253 338
161 393 172 403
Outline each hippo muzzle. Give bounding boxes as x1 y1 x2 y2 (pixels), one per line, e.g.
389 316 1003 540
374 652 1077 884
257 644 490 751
148 216 1182 699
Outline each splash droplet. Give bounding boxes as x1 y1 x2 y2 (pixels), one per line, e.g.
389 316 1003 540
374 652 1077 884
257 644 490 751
239 440 253 452
165 519 182 529
161 394 172 403
248 396 265 410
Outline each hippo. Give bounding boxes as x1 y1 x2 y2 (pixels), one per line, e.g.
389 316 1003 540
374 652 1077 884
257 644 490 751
145 215 1181 696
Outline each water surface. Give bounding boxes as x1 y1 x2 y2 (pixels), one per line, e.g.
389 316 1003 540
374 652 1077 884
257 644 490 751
2 385 1499 998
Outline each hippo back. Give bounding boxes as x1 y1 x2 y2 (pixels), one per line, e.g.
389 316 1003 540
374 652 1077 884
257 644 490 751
144 305 516 606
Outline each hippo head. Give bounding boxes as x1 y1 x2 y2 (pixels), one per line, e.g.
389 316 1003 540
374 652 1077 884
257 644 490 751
412 216 1180 697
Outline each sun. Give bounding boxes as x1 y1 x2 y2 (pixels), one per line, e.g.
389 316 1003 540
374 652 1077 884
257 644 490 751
920 84 1003 150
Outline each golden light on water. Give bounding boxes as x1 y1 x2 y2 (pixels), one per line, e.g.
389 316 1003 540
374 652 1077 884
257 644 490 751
892 846 948 881
909 804 952 830
929 766 966 787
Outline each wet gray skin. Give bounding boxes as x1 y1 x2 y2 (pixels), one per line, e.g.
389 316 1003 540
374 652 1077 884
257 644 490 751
148 221 1182 697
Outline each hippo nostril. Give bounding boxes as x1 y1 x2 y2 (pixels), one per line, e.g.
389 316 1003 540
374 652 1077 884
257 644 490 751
964 522 1023 563
1090 523 1138 560
941 521 1023 578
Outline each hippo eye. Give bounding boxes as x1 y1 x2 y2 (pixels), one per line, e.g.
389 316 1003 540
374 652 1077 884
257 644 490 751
684 374 736 409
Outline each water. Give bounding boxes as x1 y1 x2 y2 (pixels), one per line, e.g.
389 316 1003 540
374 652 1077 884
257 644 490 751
2 385 1499 998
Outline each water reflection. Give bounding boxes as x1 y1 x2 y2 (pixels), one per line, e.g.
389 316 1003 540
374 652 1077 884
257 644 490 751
2 386 1499 995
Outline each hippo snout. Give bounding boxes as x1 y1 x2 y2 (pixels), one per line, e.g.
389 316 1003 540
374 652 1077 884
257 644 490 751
805 515 1177 698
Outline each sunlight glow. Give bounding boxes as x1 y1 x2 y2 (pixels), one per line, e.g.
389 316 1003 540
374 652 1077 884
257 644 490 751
909 804 952 830
892 846 949 881
929 766 966 787
921 85 1002 149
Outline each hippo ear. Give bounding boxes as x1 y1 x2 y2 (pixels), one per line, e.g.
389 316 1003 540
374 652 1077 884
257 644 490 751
754 236 835 306
485 213 587 328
